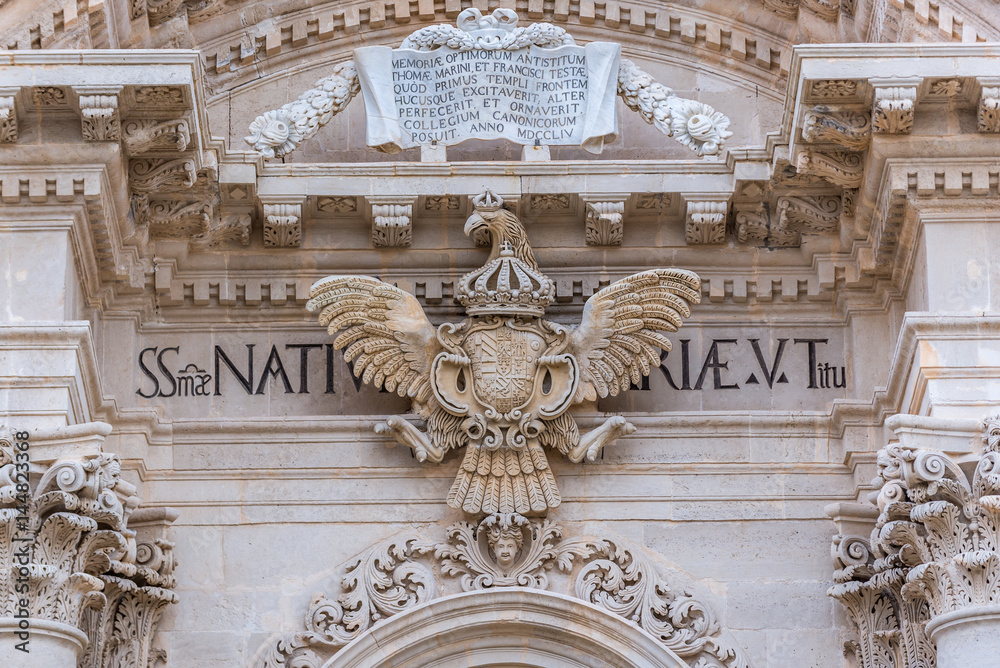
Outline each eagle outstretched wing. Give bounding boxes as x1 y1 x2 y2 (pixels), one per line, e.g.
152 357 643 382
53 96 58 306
306 276 442 405
570 268 702 400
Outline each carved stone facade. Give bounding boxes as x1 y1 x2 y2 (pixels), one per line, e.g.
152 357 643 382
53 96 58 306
2 1 1000 667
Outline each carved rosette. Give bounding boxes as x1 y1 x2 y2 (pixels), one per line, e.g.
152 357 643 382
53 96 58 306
252 513 751 668
0 425 177 666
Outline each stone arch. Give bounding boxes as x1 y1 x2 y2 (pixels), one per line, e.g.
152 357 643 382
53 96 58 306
324 588 690 668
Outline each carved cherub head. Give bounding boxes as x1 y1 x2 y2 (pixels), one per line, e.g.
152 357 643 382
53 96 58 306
481 513 527 569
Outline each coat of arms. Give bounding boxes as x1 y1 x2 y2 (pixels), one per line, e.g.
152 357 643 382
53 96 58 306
307 192 701 516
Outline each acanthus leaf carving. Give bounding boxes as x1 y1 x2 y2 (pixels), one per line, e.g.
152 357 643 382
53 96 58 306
872 85 917 134
810 79 860 100
128 157 198 193
802 105 872 150
762 0 799 19
775 195 842 243
252 513 751 668
978 84 1000 134
0 89 18 143
75 88 122 141
801 0 841 20
262 202 302 248
142 198 213 239
189 213 251 250
685 200 728 245
583 199 625 246
370 198 415 247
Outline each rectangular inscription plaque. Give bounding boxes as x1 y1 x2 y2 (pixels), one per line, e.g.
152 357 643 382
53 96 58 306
354 42 620 152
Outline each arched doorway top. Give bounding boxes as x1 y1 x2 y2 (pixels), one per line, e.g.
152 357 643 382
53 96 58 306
325 587 689 668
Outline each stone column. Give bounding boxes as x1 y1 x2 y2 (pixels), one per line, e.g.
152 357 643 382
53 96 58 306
0 423 177 667
830 412 1000 668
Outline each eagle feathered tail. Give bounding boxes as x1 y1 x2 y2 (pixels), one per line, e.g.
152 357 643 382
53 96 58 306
448 443 560 515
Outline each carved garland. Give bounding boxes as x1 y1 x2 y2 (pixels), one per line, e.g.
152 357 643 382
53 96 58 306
253 513 750 668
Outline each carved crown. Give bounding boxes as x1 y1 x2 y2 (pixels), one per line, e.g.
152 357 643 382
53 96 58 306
456 243 555 317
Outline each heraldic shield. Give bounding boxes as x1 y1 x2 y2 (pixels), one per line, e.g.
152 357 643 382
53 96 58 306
307 190 702 517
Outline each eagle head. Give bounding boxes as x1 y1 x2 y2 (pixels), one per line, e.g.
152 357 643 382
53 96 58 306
464 191 538 269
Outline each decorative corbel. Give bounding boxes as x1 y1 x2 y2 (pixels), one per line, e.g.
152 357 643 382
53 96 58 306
802 105 871 150
774 195 842 245
871 80 918 134
582 195 628 246
128 157 198 193
978 78 1000 133
684 199 728 245
74 86 122 141
122 118 191 154
735 203 770 246
142 198 214 239
190 214 252 249
795 150 865 188
261 199 303 248
762 0 799 19
0 87 18 143
800 0 840 20
369 196 417 247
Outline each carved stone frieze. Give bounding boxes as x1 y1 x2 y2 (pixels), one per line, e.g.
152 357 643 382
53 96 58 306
636 193 670 211
0 89 17 143
979 83 1000 133
307 191 699 516
133 85 185 108
252 513 751 668
795 150 865 188
33 86 67 107
262 202 302 248
425 195 460 211
685 200 728 245
128 157 198 193
122 118 190 154
802 105 872 150
872 85 917 134
583 198 625 246
369 197 416 247
75 87 122 141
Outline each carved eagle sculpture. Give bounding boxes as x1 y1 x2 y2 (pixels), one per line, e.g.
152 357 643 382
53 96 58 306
307 191 701 517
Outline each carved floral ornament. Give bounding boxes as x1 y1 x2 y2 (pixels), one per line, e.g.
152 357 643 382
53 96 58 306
829 412 1000 668
252 512 751 668
307 191 701 517
245 9 732 159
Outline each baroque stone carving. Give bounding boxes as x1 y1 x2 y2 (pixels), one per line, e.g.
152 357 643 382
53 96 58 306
33 86 67 107
530 194 570 210
76 89 121 141
122 118 190 154
979 85 1000 133
583 199 625 246
246 10 732 159
190 214 252 249
636 193 670 210
128 157 198 193
263 202 302 248
306 191 700 516
0 426 177 665
763 0 799 19
735 204 770 246
810 80 860 99
873 86 917 134
795 150 865 188
252 514 751 668
370 198 415 247
801 0 841 21
0 90 16 143
133 86 184 107
425 195 460 211
316 196 357 213
142 198 212 239
802 105 872 150
774 195 842 244
685 200 728 245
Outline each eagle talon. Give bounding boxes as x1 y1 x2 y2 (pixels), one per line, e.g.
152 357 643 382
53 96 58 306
571 415 636 463
375 415 444 463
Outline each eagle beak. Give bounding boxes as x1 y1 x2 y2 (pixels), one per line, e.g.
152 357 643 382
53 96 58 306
464 212 486 238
